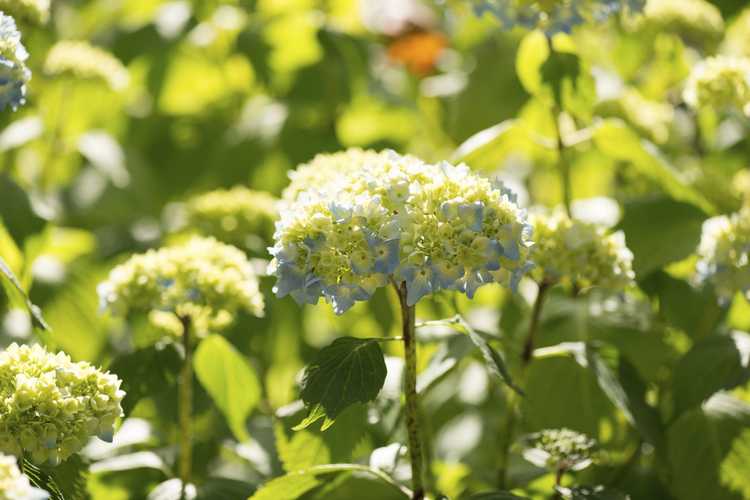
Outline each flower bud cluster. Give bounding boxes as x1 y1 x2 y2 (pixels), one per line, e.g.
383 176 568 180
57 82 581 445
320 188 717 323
98 236 264 336
271 149 533 313
524 428 597 472
44 41 129 91
683 56 750 116
0 453 47 500
471 0 644 35
0 344 124 465
0 13 30 111
0 0 50 24
696 208 750 302
529 210 634 290
185 187 277 252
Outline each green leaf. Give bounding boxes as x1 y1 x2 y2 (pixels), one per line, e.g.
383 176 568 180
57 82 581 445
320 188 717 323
617 358 665 449
196 478 256 500
248 464 409 500
109 344 181 417
667 394 750 500
23 455 89 500
194 335 261 442
0 254 49 331
299 337 387 421
594 120 716 215
461 319 523 395
618 198 706 277
720 427 750 499
516 30 550 96
672 331 750 416
275 423 331 472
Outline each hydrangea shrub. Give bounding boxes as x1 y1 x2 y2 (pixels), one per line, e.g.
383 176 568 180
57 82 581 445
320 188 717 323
0 13 30 111
0 344 124 465
98 236 265 336
270 150 533 313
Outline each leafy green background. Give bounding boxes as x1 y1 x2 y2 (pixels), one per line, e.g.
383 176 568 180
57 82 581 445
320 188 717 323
2 0 750 499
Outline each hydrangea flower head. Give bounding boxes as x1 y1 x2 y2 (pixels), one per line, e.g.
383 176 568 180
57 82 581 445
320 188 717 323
683 56 750 116
529 209 634 290
696 208 750 303
98 236 264 336
523 428 597 472
44 41 129 91
0 13 31 111
0 453 47 500
185 187 277 253
471 0 644 34
270 150 533 313
0 0 50 24
0 344 124 465
641 0 724 45
281 148 388 203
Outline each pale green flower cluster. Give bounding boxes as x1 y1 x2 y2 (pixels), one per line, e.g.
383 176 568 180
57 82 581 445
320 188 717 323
723 7 750 58
281 148 387 203
44 41 129 91
185 187 277 253
0 344 124 465
271 150 533 313
683 56 750 116
641 0 724 44
617 89 674 144
524 428 597 472
98 236 264 336
0 0 50 24
0 453 47 500
529 210 634 290
0 13 30 111
696 208 750 303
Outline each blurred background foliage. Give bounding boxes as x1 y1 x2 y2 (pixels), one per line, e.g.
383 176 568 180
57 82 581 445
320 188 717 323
2 0 750 499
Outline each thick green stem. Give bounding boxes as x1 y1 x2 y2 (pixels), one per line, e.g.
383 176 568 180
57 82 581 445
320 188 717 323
398 283 425 500
178 315 193 500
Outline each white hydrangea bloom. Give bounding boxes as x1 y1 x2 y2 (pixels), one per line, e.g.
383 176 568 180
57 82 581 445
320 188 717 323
44 41 129 91
0 344 124 465
697 209 750 302
683 56 750 116
0 453 48 500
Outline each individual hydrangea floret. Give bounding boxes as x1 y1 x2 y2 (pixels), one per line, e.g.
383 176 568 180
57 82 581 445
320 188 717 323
44 41 129 91
522 428 597 472
0 453 48 500
270 150 533 314
641 0 724 45
0 0 50 24
281 148 388 203
0 13 31 111
0 344 124 465
529 209 634 290
683 56 750 117
184 186 277 253
98 236 264 336
696 208 750 303
471 0 644 35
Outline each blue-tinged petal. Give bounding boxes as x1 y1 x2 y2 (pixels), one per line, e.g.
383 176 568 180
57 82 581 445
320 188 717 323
371 238 400 274
273 263 306 298
290 274 322 305
459 202 484 232
484 239 504 271
303 234 326 252
511 262 534 292
402 265 433 306
157 278 175 289
431 259 464 290
359 273 388 295
323 284 369 314
351 250 374 275
461 269 492 299
500 239 520 261
440 200 459 219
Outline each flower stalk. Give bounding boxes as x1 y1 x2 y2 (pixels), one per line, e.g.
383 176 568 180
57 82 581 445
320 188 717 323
178 315 193 500
397 283 425 500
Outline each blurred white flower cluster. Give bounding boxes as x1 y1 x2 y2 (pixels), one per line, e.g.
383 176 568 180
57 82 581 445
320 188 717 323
697 208 750 303
271 149 533 313
98 236 265 336
0 344 124 465
0 453 47 500
0 0 50 24
44 41 129 91
683 56 750 116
